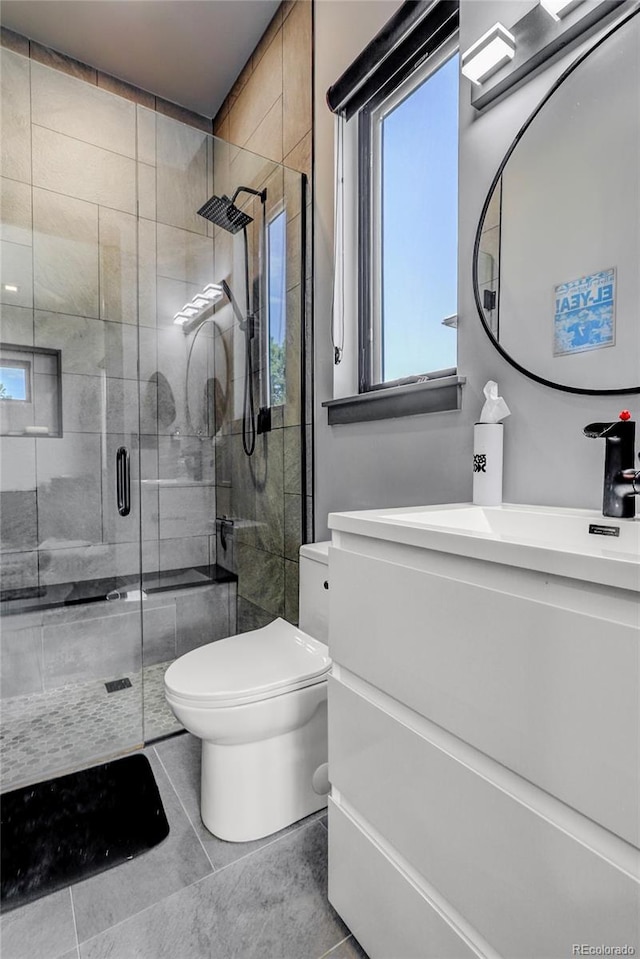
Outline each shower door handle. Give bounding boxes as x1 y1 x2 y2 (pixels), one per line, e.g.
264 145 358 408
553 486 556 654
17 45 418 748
116 446 131 517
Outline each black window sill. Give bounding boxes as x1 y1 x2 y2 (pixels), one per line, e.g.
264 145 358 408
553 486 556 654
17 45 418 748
323 374 466 425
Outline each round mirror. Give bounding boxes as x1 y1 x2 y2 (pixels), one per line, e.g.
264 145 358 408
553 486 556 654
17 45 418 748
473 8 640 395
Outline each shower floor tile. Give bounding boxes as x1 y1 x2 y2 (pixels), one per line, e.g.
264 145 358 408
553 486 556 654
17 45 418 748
0 662 182 793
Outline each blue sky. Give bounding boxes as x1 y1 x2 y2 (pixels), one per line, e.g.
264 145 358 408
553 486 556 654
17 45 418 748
381 52 459 381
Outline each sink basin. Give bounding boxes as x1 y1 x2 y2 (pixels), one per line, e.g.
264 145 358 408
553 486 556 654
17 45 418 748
328 503 639 591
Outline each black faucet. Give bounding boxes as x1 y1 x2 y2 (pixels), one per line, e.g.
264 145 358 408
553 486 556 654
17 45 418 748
584 412 640 519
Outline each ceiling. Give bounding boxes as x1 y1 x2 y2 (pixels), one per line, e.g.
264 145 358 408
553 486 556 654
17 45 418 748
0 0 281 118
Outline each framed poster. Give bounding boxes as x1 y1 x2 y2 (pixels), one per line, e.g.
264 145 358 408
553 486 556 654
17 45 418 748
553 268 616 356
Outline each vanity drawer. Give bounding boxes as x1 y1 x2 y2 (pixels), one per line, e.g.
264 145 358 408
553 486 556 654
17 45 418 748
329 546 639 846
328 799 480 959
328 676 640 959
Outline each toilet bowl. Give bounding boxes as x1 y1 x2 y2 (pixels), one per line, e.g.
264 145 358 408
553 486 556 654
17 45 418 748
164 542 331 843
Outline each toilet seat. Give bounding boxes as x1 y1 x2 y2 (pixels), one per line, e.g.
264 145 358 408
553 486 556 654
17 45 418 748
164 617 331 709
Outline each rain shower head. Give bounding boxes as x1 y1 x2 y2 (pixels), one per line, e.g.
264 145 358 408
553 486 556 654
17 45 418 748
197 195 252 234
196 185 267 234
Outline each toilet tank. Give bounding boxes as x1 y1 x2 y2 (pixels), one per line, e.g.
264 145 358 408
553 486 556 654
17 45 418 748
298 541 330 644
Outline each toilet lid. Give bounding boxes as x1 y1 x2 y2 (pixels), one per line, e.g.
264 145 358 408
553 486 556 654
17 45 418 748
164 618 331 707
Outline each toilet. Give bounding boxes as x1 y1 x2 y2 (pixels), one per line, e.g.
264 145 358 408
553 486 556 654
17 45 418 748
164 541 331 843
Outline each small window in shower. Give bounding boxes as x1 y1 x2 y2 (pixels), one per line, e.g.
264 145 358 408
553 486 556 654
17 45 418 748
0 359 31 402
0 344 62 437
267 210 286 407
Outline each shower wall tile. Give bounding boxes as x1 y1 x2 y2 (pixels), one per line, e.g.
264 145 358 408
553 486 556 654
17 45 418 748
106 377 140 434
228 29 282 150
35 312 137 380
237 596 274 634
284 492 302 562
0 26 30 55
284 558 299 626
254 428 285 555
137 106 157 166
0 622 44 698
99 208 138 324
0 437 36 491
157 435 215 484
0 49 31 183
142 603 176 665
282 0 312 158
0 240 33 309
0 490 38 551
253 6 283 71
30 41 97 85
0 305 34 345
142 537 160 575
286 212 301 290
156 325 209 436
38 471 103 546
32 126 136 215
158 485 215 540
156 114 208 235
237 543 284 616
138 163 156 221
284 130 311 180
42 607 142 687
283 426 301 494
0 177 32 246
33 188 99 317
60 374 102 432
138 324 158 382
139 375 159 435
138 218 157 328
156 223 214 286
0 549 38 589
97 71 155 111
227 146 276 202
31 60 136 158
156 276 200 331
158 535 209 572
243 96 284 165
36 432 102 546
229 583 237 633
175 583 231 655
284 284 301 427
38 542 134 586
155 97 212 135
33 372 61 436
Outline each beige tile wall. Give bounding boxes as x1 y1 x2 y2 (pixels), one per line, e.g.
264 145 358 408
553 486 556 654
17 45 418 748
213 0 312 180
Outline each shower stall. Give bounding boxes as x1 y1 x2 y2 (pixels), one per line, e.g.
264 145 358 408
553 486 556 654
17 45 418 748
0 46 309 792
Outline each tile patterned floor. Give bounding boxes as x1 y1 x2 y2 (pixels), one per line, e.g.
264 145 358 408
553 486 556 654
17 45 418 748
0 733 369 959
0 662 181 792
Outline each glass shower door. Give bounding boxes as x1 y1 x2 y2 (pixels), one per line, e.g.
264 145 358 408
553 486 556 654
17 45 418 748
0 49 145 791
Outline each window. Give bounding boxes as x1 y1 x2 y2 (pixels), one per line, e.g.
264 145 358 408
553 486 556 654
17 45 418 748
0 359 30 401
324 1 464 424
267 210 286 407
361 39 459 391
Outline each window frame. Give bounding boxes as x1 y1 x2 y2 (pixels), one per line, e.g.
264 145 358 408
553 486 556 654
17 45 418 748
358 31 460 394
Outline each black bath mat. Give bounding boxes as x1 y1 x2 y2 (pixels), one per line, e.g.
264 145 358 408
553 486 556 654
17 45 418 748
1 753 170 912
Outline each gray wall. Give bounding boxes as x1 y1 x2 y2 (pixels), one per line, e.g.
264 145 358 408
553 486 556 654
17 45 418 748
313 0 634 539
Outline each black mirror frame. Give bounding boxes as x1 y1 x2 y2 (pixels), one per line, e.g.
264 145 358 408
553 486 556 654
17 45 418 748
472 4 640 397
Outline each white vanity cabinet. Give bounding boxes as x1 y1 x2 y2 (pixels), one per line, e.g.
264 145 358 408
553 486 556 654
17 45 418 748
326 505 640 959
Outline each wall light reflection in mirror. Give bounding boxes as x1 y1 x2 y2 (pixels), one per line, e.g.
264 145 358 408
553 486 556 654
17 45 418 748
173 283 224 329
540 0 585 21
461 23 516 85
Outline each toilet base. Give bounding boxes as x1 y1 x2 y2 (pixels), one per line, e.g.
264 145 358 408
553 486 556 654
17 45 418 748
200 699 328 843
